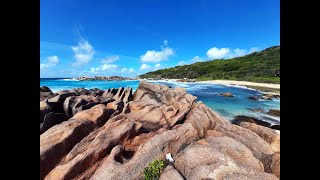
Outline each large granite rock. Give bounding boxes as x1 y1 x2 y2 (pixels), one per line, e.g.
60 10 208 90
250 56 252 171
159 165 184 180
40 112 68 134
174 136 277 180
267 109 280 117
40 81 280 180
239 122 280 153
40 104 115 179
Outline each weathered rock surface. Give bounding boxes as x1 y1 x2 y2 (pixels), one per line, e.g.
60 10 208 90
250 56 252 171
248 96 259 100
267 109 280 117
39 87 133 133
220 92 234 97
159 165 184 180
233 115 272 127
174 136 277 180
40 81 280 180
239 122 280 153
40 112 68 134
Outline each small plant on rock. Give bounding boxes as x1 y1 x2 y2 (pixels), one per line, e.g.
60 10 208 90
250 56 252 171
144 159 165 180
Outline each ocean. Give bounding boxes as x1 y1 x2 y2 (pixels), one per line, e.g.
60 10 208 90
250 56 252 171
40 78 280 123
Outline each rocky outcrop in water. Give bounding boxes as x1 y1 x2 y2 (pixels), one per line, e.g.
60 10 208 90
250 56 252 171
40 81 280 180
77 76 136 81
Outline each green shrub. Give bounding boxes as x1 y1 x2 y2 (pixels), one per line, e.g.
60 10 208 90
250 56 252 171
144 159 165 180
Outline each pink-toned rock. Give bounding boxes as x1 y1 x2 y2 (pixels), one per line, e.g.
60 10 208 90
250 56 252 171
126 80 197 130
159 165 184 180
174 136 278 180
39 81 280 179
70 104 115 127
185 102 229 138
214 123 274 160
40 100 51 123
89 101 226 180
271 153 280 178
260 153 280 178
40 104 114 179
40 119 95 180
44 118 142 180
239 122 280 153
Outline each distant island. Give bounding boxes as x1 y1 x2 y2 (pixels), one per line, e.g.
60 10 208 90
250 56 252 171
77 75 137 81
139 45 280 84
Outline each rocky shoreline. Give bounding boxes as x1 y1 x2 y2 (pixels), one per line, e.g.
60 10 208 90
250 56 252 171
77 76 137 81
40 81 280 180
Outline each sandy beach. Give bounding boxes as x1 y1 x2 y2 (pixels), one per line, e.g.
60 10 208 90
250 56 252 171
198 80 279 89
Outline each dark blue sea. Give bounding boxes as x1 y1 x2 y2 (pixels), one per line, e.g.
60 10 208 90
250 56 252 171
40 78 280 123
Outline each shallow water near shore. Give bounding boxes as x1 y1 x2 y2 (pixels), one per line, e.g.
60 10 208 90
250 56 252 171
40 78 280 123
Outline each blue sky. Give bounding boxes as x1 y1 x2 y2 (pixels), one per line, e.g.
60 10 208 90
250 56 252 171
40 0 280 78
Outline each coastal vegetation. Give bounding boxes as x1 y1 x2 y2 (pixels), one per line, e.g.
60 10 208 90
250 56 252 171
144 159 165 180
139 46 280 84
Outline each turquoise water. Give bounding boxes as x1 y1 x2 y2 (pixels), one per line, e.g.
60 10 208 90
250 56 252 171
40 78 280 122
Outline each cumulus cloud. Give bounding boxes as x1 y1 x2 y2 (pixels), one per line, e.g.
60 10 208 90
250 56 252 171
140 63 162 71
90 64 118 74
190 56 203 63
101 64 118 70
140 64 151 70
101 55 119 64
206 47 231 59
140 40 174 63
129 68 135 73
72 39 95 66
40 56 59 69
177 61 188 66
121 68 127 72
177 56 203 66
206 47 259 59
163 40 168 46
121 68 136 73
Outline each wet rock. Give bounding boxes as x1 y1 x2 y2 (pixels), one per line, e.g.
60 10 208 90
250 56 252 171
248 96 259 100
270 124 280 130
40 86 52 92
267 109 280 117
233 115 272 128
220 92 234 97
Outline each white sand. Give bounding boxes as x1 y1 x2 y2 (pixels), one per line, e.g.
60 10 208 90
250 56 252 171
142 78 280 90
195 80 280 89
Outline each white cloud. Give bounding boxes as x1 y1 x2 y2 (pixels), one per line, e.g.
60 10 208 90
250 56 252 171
101 55 119 64
206 47 231 59
140 41 174 63
140 64 151 70
90 64 118 74
40 56 59 69
72 39 95 66
177 61 188 66
206 47 259 59
101 64 118 70
163 40 168 46
154 64 161 68
176 56 203 66
122 68 136 73
249 47 259 53
129 68 135 73
121 68 127 72
190 56 203 63
91 67 100 74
